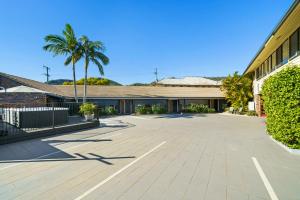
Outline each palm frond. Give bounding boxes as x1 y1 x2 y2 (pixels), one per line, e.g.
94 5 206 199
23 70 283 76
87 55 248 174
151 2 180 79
91 58 104 75
44 34 66 44
94 52 109 65
64 56 72 65
63 24 77 49
43 44 69 56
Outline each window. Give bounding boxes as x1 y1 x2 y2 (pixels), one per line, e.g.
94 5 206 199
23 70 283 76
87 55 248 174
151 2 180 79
299 28 300 52
261 63 264 76
258 66 262 78
276 46 282 66
290 29 299 57
271 51 276 71
282 39 289 62
264 60 268 75
255 68 259 79
268 56 272 73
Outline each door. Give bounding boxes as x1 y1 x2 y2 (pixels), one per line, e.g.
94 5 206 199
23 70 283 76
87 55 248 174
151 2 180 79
172 100 178 113
124 100 132 114
213 99 218 112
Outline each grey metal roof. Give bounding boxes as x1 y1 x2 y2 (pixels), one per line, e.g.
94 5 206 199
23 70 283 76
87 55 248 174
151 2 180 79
157 77 220 86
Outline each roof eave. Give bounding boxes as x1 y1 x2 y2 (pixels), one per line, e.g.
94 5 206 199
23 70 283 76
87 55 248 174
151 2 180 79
243 0 300 75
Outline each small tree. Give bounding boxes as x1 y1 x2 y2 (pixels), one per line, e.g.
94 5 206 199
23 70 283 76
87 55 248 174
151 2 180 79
79 103 97 115
221 72 253 111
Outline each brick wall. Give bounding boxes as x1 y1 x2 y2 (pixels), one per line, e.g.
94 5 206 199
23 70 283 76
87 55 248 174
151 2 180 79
0 93 47 105
254 94 262 117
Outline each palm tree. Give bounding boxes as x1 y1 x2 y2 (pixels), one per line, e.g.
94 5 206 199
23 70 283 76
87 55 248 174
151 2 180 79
43 24 81 102
80 35 109 103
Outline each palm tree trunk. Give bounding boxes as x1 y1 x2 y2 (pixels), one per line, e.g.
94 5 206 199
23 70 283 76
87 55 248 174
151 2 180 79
72 60 78 103
83 59 88 103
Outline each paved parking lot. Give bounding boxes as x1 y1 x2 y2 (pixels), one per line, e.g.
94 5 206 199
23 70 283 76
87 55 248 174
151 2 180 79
0 114 299 200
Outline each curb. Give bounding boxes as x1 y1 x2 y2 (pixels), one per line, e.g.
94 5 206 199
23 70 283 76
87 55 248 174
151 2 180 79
269 136 300 155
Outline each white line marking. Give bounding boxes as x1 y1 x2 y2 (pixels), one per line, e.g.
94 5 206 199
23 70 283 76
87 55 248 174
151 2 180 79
0 131 126 171
74 141 167 200
252 157 279 200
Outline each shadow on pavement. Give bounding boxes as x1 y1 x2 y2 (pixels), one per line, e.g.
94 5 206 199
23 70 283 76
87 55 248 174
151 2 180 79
0 152 135 165
0 120 136 164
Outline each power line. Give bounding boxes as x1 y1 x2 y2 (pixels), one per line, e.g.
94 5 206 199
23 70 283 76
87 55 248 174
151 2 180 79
43 65 50 83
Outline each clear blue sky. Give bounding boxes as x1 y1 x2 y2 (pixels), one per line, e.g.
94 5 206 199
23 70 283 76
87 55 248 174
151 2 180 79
0 0 294 85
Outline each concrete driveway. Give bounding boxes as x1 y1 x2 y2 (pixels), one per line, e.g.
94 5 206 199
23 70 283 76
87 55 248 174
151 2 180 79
0 114 299 200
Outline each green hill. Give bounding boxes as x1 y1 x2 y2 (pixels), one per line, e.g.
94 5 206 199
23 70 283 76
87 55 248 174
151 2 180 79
47 78 122 86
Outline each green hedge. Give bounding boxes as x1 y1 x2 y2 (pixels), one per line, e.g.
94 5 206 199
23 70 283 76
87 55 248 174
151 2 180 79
183 103 215 113
135 105 152 114
99 106 117 116
261 66 300 149
151 104 167 114
135 104 167 114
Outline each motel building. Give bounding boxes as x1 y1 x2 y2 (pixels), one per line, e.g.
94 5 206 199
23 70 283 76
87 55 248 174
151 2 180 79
243 0 300 116
0 73 226 114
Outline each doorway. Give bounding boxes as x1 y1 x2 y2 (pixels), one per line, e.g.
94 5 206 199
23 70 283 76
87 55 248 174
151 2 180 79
172 100 178 113
124 100 133 114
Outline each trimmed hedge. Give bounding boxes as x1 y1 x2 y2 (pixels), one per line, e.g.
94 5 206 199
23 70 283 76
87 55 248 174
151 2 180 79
183 103 215 113
99 106 117 116
151 104 167 114
261 66 300 149
135 104 167 115
135 105 152 114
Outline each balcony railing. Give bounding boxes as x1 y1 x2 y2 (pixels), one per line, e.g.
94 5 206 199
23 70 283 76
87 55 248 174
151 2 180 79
255 51 300 80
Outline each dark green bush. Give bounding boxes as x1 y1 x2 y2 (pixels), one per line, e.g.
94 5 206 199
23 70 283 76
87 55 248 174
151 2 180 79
261 66 300 149
151 104 167 114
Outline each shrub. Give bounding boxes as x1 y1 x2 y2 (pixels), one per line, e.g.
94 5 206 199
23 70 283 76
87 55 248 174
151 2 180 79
79 103 97 115
135 105 152 114
151 104 167 114
105 107 117 115
261 66 300 149
98 106 118 116
184 104 209 113
246 111 257 116
207 108 216 113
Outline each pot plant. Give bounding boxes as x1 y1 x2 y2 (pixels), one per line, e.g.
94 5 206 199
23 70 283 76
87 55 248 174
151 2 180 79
79 103 97 121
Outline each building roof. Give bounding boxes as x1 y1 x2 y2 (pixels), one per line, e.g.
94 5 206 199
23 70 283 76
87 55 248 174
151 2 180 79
243 0 300 74
0 72 63 96
52 85 224 99
157 77 221 86
0 72 224 99
0 85 49 93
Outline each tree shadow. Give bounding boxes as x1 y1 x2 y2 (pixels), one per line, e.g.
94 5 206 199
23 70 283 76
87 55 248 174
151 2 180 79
0 122 135 163
45 139 112 143
0 152 135 165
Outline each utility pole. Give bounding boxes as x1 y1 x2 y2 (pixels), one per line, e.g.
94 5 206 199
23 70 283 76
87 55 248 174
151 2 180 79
154 67 158 82
43 65 50 83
